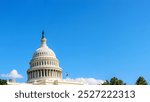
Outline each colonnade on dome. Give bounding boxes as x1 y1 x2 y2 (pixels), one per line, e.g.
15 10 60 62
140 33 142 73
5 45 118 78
27 69 62 80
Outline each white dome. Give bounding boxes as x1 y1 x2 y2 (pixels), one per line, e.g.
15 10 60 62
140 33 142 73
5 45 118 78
33 45 56 59
32 38 56 59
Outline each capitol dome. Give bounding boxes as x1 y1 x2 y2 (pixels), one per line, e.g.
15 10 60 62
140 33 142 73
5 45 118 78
32 39 56 59
27 31 62 83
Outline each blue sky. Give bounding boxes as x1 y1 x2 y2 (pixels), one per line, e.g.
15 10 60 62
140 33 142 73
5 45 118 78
0 0 150 84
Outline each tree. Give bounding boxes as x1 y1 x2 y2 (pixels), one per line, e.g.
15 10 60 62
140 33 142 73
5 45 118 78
102 80 110 85
135 76 148 85
0 79 7 85
102 77 126 85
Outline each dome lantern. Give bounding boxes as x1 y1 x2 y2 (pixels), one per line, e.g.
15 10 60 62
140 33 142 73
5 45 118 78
40 31 47 48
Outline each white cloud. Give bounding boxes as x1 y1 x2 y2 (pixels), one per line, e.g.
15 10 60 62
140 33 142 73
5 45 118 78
64 78 104 85
0 69 23 79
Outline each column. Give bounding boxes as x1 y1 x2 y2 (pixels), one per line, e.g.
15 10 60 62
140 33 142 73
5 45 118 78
33 71 35 78
56 71 57 77
57 71 58 77
35 71 37 78
35 71 36 78
41 70 43 77
37 70 39 78
39 70 40 77
58 71 60 78
36 70 39 78
53 70 55 77
45 69 47 77
32 71 34 78
48 69 50 76
52 70 53 77
55 70 56 77
50 70 52 77
44 69 47 77
46 69 48 77
31 72 33 79
52 70 54 77
43 69 45 77
40 70 42 77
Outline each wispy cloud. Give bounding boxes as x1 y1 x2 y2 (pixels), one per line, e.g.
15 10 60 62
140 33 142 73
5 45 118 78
0 69 23 79
64 78 104 85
